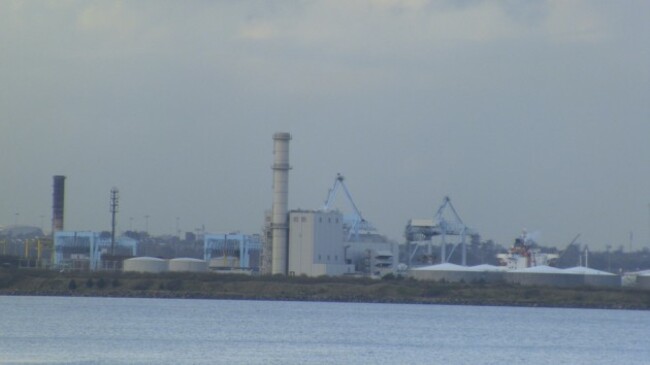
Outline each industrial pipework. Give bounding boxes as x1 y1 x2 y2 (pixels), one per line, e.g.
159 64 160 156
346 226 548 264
271 132 291 275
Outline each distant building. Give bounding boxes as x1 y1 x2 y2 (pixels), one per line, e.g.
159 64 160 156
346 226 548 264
287 210 398 277
288 210 354 276
0 225 43 238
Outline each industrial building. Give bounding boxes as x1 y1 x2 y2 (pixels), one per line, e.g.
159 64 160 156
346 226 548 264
561 266 620 288
505 265 586 287
409 264 621 288
262 133 398 277
287 210 354 276
54 231 137 270
410 263 506 283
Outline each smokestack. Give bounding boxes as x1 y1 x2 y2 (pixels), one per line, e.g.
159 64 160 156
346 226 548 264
271 132 291 275
52 175 66 234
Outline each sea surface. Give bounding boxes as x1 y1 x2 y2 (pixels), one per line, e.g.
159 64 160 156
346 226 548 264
0 296 648 364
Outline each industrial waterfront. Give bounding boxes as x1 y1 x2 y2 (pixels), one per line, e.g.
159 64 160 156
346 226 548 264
2 3 649 364
1 132 649 294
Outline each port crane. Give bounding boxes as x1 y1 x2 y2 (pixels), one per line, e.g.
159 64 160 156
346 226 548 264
405 196 475 266
322 173 375 241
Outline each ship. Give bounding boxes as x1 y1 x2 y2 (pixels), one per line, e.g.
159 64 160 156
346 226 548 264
497 231 559 270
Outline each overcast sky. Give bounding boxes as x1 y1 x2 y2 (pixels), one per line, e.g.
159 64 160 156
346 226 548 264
1 1 649 250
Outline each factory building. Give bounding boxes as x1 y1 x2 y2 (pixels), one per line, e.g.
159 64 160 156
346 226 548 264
262 133 398 277
265 208 397 277
343 237 398 277
288 210 354 276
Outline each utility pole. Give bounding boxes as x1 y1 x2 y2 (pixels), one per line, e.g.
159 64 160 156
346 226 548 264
110 188 119 256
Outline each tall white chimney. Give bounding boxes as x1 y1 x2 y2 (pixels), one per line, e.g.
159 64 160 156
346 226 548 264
271 132 291 275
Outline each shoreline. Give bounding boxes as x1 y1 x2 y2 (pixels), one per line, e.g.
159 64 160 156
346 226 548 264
0 290 644 311
1 268 649 310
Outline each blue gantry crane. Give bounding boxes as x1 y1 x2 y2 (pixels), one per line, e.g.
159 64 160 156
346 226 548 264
405 196 475 267
322 173 376 241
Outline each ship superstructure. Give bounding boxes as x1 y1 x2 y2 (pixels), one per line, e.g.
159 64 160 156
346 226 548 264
497 231 559 270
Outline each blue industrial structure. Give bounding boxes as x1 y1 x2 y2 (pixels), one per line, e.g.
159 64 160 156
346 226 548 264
53 231 137 270
405 196 475 267
203 233 261 269
322 173 376 241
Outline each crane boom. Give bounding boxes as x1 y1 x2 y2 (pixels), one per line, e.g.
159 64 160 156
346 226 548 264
322 173 375 240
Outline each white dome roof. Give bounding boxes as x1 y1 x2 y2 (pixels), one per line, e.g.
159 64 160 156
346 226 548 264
467 264 507 272
513 265 565 274
125 256 166 262
412 263 468 271
169 258 205 263
563 267 615 275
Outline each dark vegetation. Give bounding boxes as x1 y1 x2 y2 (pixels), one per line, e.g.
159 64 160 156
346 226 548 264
1 267 649 310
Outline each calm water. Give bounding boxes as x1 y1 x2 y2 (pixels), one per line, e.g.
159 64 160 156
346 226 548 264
0 296 648 365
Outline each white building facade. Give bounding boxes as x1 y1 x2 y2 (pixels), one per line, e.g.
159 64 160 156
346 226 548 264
288 210 354 276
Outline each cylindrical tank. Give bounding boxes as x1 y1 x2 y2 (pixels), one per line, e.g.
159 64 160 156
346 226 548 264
168 258 208 273
52 175 66 233
271 132 291 275
123 257 167 273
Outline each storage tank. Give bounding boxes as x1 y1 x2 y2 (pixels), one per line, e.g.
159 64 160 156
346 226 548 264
169 258 208 273
123 257 168 273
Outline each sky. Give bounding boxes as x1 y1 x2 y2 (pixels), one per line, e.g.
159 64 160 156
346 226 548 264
1 1 649 251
